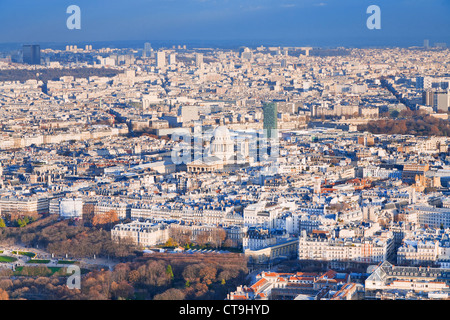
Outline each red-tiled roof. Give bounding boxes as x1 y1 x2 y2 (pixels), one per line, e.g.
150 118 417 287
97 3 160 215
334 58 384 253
232 295 249 300
296 272 319 277
286 283 314 288
291 276 315 281
320 270 337 279
251 278 268 291
264 272 279 277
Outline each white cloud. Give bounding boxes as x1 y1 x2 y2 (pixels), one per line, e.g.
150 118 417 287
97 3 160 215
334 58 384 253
281 4 297 8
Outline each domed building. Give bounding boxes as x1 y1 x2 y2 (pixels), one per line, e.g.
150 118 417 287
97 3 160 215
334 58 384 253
187 126 251 173
210 126 235 164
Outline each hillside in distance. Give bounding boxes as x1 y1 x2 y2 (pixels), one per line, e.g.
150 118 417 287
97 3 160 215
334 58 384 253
0 68 123 82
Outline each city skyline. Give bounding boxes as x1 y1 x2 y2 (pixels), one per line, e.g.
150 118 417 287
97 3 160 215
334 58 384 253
2 0 450 304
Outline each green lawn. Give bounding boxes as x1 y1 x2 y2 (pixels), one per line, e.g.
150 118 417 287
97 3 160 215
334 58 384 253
13 266 63 276
13 266 23 274
13 266 90 276
26 259 50 264
48 267 64 274
57 260 77 264
0 255 17 263
12 251 36 258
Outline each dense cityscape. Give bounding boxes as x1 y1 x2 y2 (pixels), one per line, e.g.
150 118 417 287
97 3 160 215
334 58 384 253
0 37 449 302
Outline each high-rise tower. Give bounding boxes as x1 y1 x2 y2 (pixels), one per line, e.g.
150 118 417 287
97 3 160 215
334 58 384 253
263 102 278 139
156 51 165 68
22 45 41 65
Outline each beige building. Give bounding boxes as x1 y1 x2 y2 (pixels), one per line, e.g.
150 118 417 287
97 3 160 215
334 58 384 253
94 201 131 220
365 261 450 298
397 240 439 266
298 231 394 264
130 204 242 226
0 195 49 217
111 221 170 247
244 238 299 264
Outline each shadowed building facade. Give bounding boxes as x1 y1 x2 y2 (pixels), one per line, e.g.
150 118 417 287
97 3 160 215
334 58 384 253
263 102 278 139
22 45 41 65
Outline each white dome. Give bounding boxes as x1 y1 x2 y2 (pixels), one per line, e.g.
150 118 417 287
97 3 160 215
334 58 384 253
210 126 234 162
212 126 231 140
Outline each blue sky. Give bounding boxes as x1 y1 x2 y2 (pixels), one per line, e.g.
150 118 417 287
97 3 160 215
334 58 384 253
0 0 449 47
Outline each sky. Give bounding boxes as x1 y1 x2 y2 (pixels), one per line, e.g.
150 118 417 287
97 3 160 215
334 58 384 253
0 0 449 48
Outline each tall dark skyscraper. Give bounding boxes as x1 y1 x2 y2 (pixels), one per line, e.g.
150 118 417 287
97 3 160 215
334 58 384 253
22 45 41 65
143 42 152 57
263 102 278 139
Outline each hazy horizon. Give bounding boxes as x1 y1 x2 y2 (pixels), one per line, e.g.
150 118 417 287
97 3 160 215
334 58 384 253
0 38 446 53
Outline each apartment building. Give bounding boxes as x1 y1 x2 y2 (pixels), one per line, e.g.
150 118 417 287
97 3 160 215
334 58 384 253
407 205 450 229
244 201 281 229
298 230 394 264
0 195 49 217
94 201 131 220
365 261 450 299
397 240 439 266
111 220 170 247
130 203 242 226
